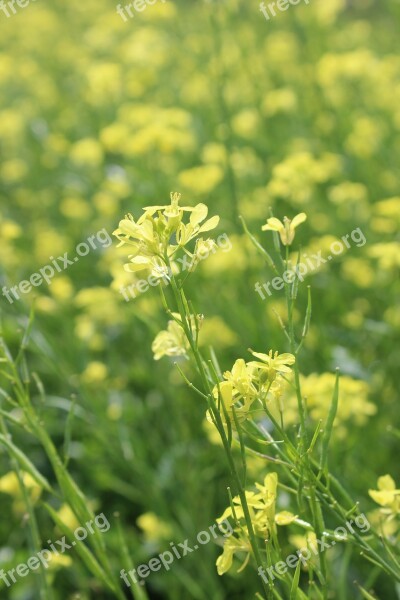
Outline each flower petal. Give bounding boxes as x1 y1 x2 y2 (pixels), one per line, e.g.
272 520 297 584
190 203 208 227
290 212 307 229
276 353 296 365
199 215 220 232
262 218 283 232
377 475 396 491
249 351 271 363
275 511 297 525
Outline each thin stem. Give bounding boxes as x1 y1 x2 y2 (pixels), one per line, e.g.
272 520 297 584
168 274 270 598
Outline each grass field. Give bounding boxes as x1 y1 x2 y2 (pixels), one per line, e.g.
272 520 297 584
0 0 399 598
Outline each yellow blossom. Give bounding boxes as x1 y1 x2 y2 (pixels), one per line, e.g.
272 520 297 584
0 471 42 514
369 475 400 513
137 512 173 542
262 213 307 246
216 473 295 575
152 314 199 360
248 350 295 382
114 193 220 279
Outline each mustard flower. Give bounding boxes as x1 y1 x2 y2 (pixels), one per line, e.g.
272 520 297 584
216 535 251 576
114 192 220 278
248 350 295 382
369 475 400 514
144 191 193 220
176 204 220 246
0 471 42 514
216 473 296 575
152 314 190 360
223 358 258 400
191 237 218 268
262 213 307 245
124 255 171 281
207 381 253 428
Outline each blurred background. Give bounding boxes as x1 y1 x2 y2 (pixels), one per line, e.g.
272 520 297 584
0 0 399 597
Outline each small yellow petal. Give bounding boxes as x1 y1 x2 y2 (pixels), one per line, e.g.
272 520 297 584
190 203 208 226
290 212 307 229
199 215 220 232
275 511 297 525
377 475 396 491
262 217 283 232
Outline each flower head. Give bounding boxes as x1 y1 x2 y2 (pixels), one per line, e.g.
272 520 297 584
143 192 194 230
0 471 42 514
152 314 189 360
223 358 257 399
262 212 307 245
114 192 220 281
369 475 400 512
215 473 296 575
248 350 295 382
207 379 254 427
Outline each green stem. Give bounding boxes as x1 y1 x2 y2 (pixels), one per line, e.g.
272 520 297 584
168 275 270 598
0 415 52 600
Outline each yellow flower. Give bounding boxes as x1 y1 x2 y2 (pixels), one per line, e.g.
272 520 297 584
216 535 251 576
81 361 108 384
143 191 195 229
207 380 254 427
262 213 307 245
289 531 319 568
178 165 224 194
223 359 257 400
137 512 173 542
216 473 295 575
207 352 294 430
271 373 375 437
0 471 42 514
248 350 295 382
176 205 220 247
369 475 400 512
152 314 198 360
48 553 73 571
191 238 218 268
275 511 298 526
114 193 220 278
70 138 103 167
124 255 171 281
55 504 80 531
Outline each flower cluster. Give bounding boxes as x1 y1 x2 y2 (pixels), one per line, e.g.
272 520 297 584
208 351 295 427
269 373 375 437
216 473 296 575
113 192 220 280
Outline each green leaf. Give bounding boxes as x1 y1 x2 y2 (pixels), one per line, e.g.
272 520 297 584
43 503 115 593
355 582 379 600
290 556 302 600
320 369 340 474
239 215 278 273
0 434 52 493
